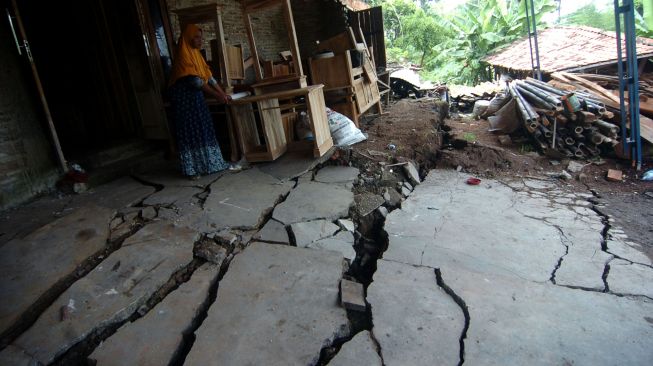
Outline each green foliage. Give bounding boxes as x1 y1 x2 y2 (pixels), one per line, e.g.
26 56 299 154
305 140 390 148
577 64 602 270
560 3 616 31
374 0 556 85
559 0 653 37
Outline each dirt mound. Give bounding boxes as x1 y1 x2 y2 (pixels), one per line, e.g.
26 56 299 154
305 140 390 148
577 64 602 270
353 99 447 169
437 143 538 177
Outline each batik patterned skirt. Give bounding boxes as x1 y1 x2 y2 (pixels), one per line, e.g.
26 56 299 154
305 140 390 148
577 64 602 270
169 76 229 176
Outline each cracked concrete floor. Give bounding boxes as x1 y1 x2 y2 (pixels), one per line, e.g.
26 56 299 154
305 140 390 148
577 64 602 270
376 169 653 366
0 161 652 366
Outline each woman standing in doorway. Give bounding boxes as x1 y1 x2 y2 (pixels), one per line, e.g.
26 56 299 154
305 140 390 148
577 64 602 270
168 24 231 179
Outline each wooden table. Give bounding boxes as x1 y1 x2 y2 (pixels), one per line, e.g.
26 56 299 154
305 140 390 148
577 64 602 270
229 85 333 162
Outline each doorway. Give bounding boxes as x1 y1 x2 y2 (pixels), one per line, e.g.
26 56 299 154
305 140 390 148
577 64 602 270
15 0 171 162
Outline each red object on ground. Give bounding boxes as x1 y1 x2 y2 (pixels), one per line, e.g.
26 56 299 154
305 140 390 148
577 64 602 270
466 177 481 185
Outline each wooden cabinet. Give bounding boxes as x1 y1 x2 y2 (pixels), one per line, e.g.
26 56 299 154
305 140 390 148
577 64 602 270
309 50 380 126
229 85 333 162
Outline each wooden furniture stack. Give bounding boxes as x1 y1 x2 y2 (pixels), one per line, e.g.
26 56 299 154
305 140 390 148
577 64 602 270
230 85 333 162
226 0 333 163
239 0 307 94
309 29 382 126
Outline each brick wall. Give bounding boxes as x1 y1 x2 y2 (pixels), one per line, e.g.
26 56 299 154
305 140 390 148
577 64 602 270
165 0 348 82
0 23 58 210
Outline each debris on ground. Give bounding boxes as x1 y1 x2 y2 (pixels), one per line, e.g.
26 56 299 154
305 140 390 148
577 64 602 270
606 169 624 182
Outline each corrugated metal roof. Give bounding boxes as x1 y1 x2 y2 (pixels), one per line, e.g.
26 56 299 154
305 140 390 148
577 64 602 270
484 26 653 73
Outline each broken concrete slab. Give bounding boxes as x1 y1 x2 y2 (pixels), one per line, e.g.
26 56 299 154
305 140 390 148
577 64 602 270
142 186 202 207
89 264 219 366
401 186 411 197
337 219 355 232
140 206 157 220
306 231 356 261
340 279 366 312
403 161 420 186
0 345 36 366
188 168 294 231
607 259 653 298
184 243 350 366
9 220 197 365
195 241 228 265
567 160 586 173
329 331 382 366
382 169 653 365
384 170 568 282
607 236 652 266
377 206 388 218
0 205 114 338
314 166 359 184
439 261 653 366
367 260 463 366
71 177 156 210
554 249 613 290
383 188 403 207
354 193 385 217
290 219 340 247
273 182 353 225
253 219 289 244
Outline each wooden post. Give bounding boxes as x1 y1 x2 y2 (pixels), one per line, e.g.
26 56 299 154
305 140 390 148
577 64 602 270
243 12 263 80
281 0 303 77
215 11 232 94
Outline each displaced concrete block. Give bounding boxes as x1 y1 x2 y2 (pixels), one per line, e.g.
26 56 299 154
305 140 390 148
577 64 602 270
337 219 355 232
368 260 463 366
199 168 294 231
606 169 623 182
315 166 360 184
377 206 388 218
329 331 382 366
89 264 219 366
10 221 197 365
273 182 353 225
567 160 585 173
195 241 228 265
340 279 366 312
141 206 157 220
0 205 114 339
184 243 350 366
403 162 420 186
253 219 289 244
306 231 356 260
355 193 385 217
383 188 402 207
290 220 340 247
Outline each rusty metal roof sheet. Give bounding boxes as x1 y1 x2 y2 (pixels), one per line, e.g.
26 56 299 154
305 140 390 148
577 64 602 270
484 26 653 73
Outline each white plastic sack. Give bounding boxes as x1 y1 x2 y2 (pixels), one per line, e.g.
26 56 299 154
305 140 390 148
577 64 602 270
326 108 367 146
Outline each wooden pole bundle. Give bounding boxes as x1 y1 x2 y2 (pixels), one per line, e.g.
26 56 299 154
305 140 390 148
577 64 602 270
502 79 624 159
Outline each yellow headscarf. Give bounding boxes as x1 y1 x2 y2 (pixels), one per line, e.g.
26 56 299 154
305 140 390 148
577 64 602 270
169 24 213 86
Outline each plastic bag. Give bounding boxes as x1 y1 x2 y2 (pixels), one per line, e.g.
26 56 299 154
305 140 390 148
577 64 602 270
642 169 653 181
326 108 367 146
481 92 509 119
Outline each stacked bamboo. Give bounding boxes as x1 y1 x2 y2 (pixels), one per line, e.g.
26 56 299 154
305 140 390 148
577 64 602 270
506 77 621 159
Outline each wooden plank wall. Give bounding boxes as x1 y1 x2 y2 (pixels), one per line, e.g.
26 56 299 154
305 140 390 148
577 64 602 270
348 6 386 70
